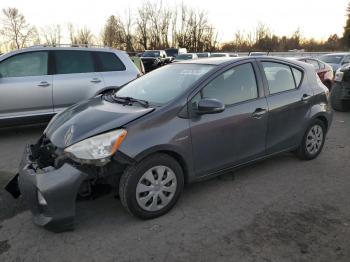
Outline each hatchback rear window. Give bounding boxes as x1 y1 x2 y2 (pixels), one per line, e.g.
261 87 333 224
95 52 126 72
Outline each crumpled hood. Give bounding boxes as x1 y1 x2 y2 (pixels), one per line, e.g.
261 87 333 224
45 96 154 148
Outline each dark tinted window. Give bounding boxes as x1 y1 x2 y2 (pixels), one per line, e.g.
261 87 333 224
262 62 296 94
201 63 258 105
54 51 94 74
0 52 48 78
96 52 126 71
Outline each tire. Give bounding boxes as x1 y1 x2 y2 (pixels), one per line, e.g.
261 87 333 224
296 119 326 160
331 98 350 112
331 85 350 112
119 153 184 219
324 81 332 91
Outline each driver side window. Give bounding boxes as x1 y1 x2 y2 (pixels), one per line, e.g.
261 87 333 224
0 52 48 78
192 63 258 108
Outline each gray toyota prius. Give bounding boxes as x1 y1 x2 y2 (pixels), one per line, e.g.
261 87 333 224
6 57 333 232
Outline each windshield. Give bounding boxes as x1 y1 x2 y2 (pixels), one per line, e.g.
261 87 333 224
142 51 160 57
165 49 177 57
197 53 209 58
116 64 214 105
176 54 193 60
319 55 344 64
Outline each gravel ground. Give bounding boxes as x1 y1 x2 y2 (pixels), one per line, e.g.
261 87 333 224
0 112 349 262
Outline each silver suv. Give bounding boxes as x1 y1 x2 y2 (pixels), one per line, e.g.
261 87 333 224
0 45 140 125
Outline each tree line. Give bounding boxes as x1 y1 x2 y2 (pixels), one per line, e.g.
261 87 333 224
1 1 350 53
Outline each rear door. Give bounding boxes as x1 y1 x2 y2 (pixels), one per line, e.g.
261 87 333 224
0 51 53 119
52 50 105 113
258 60 312 154
189 61 268 176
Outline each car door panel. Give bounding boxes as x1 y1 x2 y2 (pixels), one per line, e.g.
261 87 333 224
189 62 268 177
52 50 105 113
258 60 313 154
0 51 53 119
53 72 105 112
190 98 268 176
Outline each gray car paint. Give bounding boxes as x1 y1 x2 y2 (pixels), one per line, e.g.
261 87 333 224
8 57 333 231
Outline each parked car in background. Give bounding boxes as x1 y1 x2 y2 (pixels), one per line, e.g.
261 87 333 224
331 64 350 111
319 53 350 73
141 50 168 72
295 57 333 90
210 53 230 57
165 48 187 62
173 53 198 62
248 52 268 57
6 56 332 232
0 45 140 126
196 52 211 58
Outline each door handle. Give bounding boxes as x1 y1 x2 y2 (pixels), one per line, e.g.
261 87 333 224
252 108 267 119
37 81 50 87
301 94 312 102
91 78 102 83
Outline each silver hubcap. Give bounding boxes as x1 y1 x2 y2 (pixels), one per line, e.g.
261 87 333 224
136 166 177 211
306 125 323 155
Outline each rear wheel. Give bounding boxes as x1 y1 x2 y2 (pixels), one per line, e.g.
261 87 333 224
296 119 326 160
331 85 350 111
331 98 350 112
119 153 184 219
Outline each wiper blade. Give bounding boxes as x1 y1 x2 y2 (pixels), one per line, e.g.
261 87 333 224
112 96 149 108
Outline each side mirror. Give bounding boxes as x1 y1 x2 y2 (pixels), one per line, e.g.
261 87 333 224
163 54 166 58
196 98 225 115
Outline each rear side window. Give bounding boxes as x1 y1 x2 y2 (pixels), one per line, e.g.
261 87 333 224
262 62 302 94
0 52 48 78
292 68 303 87
95 52 126 72
54 51 94 74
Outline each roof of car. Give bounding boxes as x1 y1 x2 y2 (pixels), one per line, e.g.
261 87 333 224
321 53 350 56
175 56 311 69
176 57 239 65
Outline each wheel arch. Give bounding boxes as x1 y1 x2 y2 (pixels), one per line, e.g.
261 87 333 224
133 146 192 184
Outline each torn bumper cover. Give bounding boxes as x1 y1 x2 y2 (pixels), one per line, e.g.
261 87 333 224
6 145 87 232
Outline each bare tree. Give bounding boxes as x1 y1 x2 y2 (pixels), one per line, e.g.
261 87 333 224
136 3 150 49
121 9 135 51
77 27 94 44
67 23 78 45
1 7 37 49
41 24 61 45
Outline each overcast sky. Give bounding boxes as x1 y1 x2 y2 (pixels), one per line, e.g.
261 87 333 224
1 0 349 42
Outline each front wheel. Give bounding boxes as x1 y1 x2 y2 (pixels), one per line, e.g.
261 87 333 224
119 153 184 219
296 119 326 160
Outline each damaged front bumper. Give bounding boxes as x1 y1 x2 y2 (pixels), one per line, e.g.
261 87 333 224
6 145 87 232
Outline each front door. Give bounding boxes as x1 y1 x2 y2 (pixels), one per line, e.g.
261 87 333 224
189 62 268 177
0 51 53 120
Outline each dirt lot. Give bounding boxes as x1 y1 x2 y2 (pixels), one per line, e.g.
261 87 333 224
0 112 349 262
